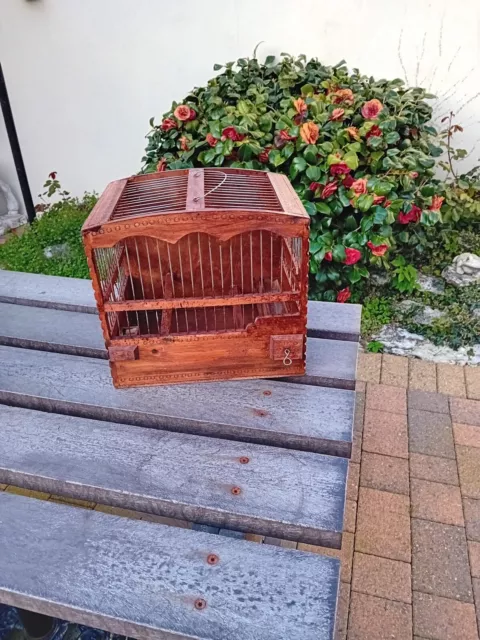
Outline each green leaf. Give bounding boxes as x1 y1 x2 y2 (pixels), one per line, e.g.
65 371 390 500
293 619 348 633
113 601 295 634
320 141 334 153
303 201 316 216
149 117 155 128
348 269 362 284
420 185 435 197
292 157 307 172
343 151 359 170
204 148 216 163
303 145 318 164
345 215 357 230
418 157 435 169
338 188 351 208
385 131 400 145
373 206 387 224
315 202 332 214
301 83 314 96
398 231 409 243
282 142 295 159
213 63 223 71
374 181 392 196
333 244 346 262
369 136 384 149
258 114 273 132
357 194 375 212
265 55 276 65
268 149 286 167
306 165 321 181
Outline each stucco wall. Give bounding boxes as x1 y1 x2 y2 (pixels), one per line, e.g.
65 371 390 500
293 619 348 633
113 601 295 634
0 0 479 214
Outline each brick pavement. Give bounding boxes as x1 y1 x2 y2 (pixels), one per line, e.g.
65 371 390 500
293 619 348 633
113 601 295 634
2 352 480 639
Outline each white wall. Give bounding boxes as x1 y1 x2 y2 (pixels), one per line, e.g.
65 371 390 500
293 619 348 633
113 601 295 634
1 0 479 214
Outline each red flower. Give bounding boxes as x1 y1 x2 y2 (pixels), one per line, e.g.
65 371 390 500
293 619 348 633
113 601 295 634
293 97 308 115
343 174 355 188
373 195 385 205
180 136 189 151
345 126 361 141
410 171 419 178
366 124 382 139
384 200 392 208
187 108 197 121
331 88 354 105
174 104 192 121
351 178 368 195
361 99 384 119
367 241 389 256
330 108 345 121
48 171 57 180
300 122 319 144
279 129 296 141
344 247 362 265
258 147 272 163
330 162 351 176
161 118 177 131
324 251 333 261
321 182 338 199
222 126 245 142
397 204 421 224
206 133 218 147
337 287 351 303
309 181 321 192
156 159 167 172
430 195 444 212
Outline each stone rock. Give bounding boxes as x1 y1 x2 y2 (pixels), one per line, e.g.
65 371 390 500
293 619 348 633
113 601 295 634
371 272 390 286
442 253 480 286
43 243 71 259
373 325 480 365
413 305 446 325
0 179 26 236
397 300 446 325
417 274 445 295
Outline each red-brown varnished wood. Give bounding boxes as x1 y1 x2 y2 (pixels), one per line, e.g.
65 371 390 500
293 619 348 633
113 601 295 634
82 168 309 387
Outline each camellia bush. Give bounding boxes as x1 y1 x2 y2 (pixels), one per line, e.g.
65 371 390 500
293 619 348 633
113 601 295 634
142 53 450 302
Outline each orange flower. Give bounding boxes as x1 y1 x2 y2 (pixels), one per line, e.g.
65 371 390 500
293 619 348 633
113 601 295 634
430 195 444 212
300 121 319 144
293 97 308 115
206 133 218 147
156 159 167 172
180 136 189 151
351 178 368 195
361 99 384 119
345 126 361 141
330 108 345 121
174 104 192 121
332 88 354 105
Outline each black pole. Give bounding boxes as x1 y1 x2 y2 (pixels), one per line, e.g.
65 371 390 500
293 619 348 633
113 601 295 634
0 62 36 223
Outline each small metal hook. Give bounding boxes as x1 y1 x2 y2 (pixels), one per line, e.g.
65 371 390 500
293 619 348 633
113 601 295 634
283 348 293 366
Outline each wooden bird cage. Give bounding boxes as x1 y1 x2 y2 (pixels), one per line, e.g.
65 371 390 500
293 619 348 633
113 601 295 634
82 168 309 387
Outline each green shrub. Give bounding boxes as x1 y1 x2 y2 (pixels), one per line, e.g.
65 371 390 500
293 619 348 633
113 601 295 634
0 190 96 278
143 53 450 302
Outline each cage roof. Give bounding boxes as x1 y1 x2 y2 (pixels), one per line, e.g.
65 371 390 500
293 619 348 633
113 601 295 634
82 168 308 232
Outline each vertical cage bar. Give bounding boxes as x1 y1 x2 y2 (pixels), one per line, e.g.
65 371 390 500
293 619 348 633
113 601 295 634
260 230 263 290
178 239 189 331
250 231 254 293
240 233 245 327
219 243 226 329
134 237 150 334
166 242 179 333
187 234 198 333
270 234 273 293
145 237 160 332
208 236 216 331
197 233 208 331
280 241 283 292
124 242 140 329
113 246 130 333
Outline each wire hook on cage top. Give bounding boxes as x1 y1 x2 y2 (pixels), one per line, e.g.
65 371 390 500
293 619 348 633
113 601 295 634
193 171 228 203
